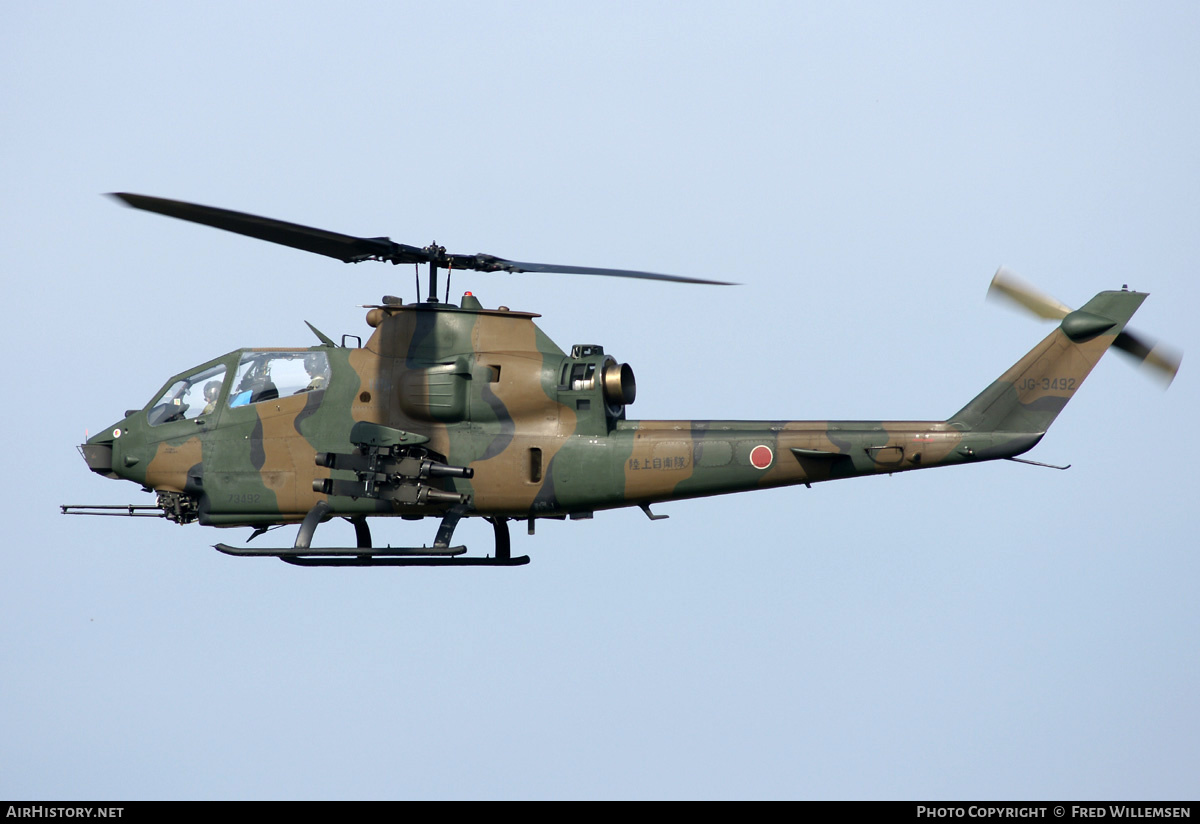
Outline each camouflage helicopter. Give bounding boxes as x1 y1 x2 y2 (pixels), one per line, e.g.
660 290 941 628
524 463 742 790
65 194 1180 567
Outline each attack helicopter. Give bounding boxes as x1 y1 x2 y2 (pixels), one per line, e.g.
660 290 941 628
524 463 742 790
65 194 1181 567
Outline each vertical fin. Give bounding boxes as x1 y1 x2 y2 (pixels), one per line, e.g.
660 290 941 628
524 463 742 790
950 290 1147 433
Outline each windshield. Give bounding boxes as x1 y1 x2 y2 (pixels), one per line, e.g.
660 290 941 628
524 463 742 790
147 363 228 426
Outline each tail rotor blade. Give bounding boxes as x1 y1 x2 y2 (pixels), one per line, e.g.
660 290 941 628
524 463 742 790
987 266 1073 320
1114 330 1183 387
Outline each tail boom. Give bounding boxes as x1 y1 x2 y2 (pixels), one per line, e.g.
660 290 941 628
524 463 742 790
488 289 1149 515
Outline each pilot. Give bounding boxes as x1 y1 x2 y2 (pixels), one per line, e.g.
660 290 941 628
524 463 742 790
201 381 222 415
301 353 329 392
234 358 278 404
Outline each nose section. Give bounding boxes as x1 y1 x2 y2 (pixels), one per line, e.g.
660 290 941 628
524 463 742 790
78 440 118 478
79 420 131 479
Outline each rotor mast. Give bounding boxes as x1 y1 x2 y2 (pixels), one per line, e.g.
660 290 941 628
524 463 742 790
422 242 446 303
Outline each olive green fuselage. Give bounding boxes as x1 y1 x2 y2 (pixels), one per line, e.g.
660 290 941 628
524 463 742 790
84 290 1143 530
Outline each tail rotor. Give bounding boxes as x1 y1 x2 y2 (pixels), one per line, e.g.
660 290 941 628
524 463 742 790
988 267 1182 387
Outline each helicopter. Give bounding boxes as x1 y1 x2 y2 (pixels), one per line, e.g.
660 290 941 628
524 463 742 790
64 194 1181 567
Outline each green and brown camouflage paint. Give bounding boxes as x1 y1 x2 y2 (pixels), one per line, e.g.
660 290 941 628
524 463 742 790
80 288 1147 536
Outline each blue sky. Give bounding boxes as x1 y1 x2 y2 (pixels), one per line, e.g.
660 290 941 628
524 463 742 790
3 2 1197 799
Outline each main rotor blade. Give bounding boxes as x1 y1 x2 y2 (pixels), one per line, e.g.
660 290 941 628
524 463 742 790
987 266 1073 320
109 193 413 263
1114 330 1182 387
110 193 728 285
481 257 735 285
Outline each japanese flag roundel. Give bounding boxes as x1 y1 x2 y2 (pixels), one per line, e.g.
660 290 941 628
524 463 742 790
750 444 773 470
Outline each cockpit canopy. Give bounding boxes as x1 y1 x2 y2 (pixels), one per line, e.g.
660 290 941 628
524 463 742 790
229 350 329 407
146 349 330 426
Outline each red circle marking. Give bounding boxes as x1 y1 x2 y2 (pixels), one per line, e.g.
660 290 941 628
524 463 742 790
750 444 773 470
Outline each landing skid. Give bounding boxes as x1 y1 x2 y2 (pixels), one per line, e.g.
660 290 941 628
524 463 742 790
286 554 528 567
213 545 529 567
213 505 528 567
